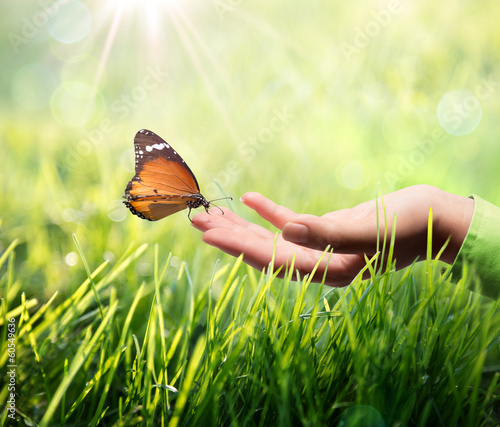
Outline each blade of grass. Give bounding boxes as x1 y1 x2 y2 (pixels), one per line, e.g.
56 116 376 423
73 233 105 320
90 284 145 427
40 300 118 427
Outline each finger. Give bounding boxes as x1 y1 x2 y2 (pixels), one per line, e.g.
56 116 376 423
201 226 318 281
202 223 367 287
192 206 276 240
191 207 225 232
192 207 244 231
201 226 278 272
240 192 305 229
282 214 379 254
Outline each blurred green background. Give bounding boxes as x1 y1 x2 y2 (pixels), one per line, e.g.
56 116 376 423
1 0 500 300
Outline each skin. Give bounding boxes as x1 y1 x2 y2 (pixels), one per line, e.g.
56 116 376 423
191 185 475 287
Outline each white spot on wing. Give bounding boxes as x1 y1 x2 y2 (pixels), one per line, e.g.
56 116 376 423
146 143 167 152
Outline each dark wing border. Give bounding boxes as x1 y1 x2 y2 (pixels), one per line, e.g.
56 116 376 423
133 129 201 192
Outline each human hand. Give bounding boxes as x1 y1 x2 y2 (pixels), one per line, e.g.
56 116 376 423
191 185 474 287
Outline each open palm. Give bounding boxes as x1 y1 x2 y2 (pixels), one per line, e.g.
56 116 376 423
192 186 474 287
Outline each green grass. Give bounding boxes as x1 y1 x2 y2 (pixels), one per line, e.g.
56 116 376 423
2 0 500 425
1 233 499 426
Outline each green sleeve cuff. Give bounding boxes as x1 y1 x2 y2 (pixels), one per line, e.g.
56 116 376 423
450 194 500 299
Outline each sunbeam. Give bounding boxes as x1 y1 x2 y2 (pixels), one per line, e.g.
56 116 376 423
167 1 240 142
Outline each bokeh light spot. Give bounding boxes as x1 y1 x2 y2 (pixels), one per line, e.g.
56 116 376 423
65 252 78 266
121 148 135 173
62 54 101 86
437 90 482 136
12 64 57 109
47 0 92 44
108 200 128 222
138 263 152 276
51 82 96 127
103 251 115 262
339 405 385 427
339 160 368 190
62 208 88 224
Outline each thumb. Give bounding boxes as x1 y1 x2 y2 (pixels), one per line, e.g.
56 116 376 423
282 217 340 251
282 215 378 253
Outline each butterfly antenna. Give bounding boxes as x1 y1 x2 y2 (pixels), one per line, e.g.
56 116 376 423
209 196 233 204
208 196 233 217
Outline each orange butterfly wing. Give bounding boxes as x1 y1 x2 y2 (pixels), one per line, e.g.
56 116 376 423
123 129 209 221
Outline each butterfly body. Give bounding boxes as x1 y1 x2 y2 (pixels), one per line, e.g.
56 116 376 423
123 129 212 221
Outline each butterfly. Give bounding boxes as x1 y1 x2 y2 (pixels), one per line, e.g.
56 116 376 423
123 129 229 221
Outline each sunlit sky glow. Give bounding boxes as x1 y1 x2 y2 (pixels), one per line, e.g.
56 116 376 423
7 0 495 194
43 0 192 127
41 0 246 132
